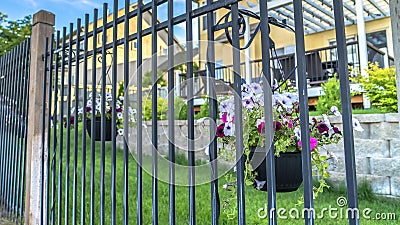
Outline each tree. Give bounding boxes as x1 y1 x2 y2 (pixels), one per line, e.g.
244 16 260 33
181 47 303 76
0 12 32 56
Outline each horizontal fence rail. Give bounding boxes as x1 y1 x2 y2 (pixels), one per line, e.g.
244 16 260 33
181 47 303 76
0 39 30 223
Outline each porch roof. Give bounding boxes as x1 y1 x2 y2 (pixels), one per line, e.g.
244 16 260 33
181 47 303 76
244 0 390 35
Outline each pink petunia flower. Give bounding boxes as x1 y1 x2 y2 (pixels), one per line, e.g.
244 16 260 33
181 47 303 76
298 137 318 150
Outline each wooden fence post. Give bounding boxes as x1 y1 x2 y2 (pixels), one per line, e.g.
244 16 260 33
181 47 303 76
25 10 54 225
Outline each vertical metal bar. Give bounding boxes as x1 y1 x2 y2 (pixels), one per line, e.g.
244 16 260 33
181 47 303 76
123 1 130 224
5 47 12 216
52 31 61 225
231 3 245 224
45 34 55 225
5 49 14 214
136 0 143 224
7 44 15 219
332 1 359 224
293 0 315 224
111 1 118 224
100 4 108 225
0 52 5 208
259 1 276 224
3 51 11 212
21 39 30 221
41 37 49 225
0 54 4 208
206 0 219 223
58 27 67 225
89 9 98 225
11 43 23 221
1 51 8 210
185 0 196 224
167 0 176 224
14 39 25 223
20 38 31 222
1 53 10 208
81 14 89 225
16 41 27 221
65 23 74 225
151 0 159 223
5 47 16 215
72 18 81 225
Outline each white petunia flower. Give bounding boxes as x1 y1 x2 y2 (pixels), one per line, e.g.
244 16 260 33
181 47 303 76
119 96 124 101
353 118 364 132
254 179 266 190
322 114 333 130
117 112 123 119
117 129 124 136
294 127 301 140
331 106 341 116
223 122 235 136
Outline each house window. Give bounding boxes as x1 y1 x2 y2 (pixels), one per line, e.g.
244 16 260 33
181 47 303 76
130 41 137 50
202 12 217 30
160 47 167 56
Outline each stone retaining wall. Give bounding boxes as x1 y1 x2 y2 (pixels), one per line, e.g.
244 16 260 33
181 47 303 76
323 113 400 197
124 113 400 197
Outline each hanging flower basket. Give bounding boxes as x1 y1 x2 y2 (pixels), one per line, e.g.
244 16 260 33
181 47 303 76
86 117 113 141
249 147 302 192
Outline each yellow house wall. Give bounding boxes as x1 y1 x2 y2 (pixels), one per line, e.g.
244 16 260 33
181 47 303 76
198 2 393 69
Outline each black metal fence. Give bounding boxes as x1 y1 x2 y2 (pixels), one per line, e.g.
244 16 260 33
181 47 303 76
0 39 30 223
0 0 362 225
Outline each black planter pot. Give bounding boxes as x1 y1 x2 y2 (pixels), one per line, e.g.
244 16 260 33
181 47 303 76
86 117 113 141
249 147 303 192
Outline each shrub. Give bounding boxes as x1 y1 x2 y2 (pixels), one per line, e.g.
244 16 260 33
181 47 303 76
316 75 341 114
194 96 210 120
143 97 168 121
143 70 167 88
143 96 187 121
354 63 398 112
174 97 187 120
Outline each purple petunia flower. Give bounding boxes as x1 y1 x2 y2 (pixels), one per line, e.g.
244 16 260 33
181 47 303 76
317 123 329 133
257 121 265 134
333 127 342 135
216 124 225 137
273 121 282 131
86 106 92 112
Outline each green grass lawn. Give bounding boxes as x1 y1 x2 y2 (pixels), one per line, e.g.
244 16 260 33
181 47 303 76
47 126 400 224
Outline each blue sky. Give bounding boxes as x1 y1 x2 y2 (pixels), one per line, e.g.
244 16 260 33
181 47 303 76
1 0 199 44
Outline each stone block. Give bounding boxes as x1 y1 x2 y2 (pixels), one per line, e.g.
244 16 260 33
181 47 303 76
390 177 400 196
370 157 400 177
357 174 391 195
354 139 389 158
390 139 400 158
370 122 400 139
353 114 385 123
385 113 400 123
353 123 370 139
328 172 391 195
330 156 370 174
